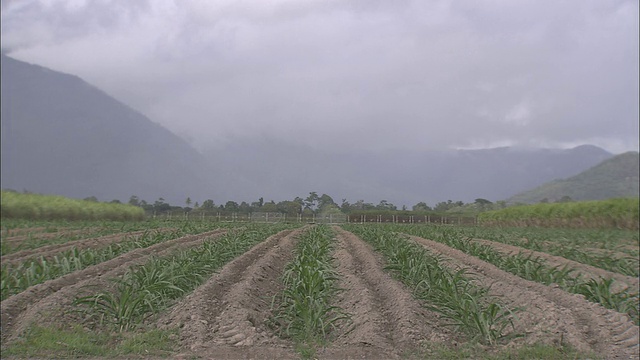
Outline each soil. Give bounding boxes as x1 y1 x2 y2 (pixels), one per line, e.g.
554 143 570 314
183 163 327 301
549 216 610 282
473 238 639 294
409 235 640 359
1 227 52 237
317 227 458 359
0 229 227 344
3 226 639 360
1 229 175 266
1 228 95 245
157 228 304 360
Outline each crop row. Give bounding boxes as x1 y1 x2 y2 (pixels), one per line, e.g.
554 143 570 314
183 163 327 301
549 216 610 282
458 226 639 276
268 225 347 354
74 224 293 331
1 222 234 301
388 224 639 324
343 224 517 345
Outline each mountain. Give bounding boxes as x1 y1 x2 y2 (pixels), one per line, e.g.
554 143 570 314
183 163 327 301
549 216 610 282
1 54 213 204
1 54 617 207
203 140 613 206
506 151 639 204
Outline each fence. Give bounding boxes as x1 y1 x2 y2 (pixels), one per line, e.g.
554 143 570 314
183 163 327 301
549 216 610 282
150 211 476 225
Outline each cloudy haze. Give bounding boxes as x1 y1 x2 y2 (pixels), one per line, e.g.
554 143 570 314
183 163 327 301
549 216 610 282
2 0 638 154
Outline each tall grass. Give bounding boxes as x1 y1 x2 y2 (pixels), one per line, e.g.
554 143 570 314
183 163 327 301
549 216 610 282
478 198 639 229
1 191 145 221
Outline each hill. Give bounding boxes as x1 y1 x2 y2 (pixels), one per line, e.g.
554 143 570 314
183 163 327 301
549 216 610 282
506 151 640 204
1 54 617 207
0 54 212 204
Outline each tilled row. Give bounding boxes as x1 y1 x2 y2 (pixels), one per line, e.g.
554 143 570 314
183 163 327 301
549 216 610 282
410 235 639 359
472 237 639 294
1 228 176 266
157 228 303 360
0 228 227 343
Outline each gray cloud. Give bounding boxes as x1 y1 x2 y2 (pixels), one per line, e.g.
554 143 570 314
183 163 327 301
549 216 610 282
2 0 638 153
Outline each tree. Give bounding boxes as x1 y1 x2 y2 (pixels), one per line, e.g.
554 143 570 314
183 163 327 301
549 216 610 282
318 194 337 212
185 197 192 207
474 198 493 211
110 199 122 204
376 200 397 211
84 196 98 202
224 201 239 212
304 192 319 211
412 202 431 212
128 195 141 207
201 199 215 210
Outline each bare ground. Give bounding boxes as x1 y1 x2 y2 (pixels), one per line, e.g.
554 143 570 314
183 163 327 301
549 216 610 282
0 229 227 344
316 227 459 359
409 235 640 360
1 229 175 266
473 238 640 294
156 228 304 360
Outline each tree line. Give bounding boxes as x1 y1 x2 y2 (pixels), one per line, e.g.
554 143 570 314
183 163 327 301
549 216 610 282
121 192 514 217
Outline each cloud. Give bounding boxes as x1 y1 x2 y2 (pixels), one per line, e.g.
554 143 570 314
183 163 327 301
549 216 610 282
2 0 638 154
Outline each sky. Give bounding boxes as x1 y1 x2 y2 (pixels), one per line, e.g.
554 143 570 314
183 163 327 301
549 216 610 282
2 0 639 154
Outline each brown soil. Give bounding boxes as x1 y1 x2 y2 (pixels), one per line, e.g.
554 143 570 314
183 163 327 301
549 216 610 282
1 227 52 238
409 235 640 360
317 227 458 359
1 229 175 266
156 228 304 360
1 228 94 244
473 238 639 294
0 229 227 344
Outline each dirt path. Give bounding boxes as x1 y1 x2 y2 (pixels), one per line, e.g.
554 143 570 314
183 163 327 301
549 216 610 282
1 228 98 245
410 235 639 360
317 227 457 359
1 229 175 266
157 228 304 360
0 229 227 344
473 238 639 293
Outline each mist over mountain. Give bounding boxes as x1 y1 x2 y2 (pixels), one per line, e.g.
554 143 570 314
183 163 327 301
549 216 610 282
506 151 639 204
204 141 612 206
1 54 213 204
1 55 614 207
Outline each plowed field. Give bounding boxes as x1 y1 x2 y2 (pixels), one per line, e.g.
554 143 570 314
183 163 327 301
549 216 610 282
1 222 638 359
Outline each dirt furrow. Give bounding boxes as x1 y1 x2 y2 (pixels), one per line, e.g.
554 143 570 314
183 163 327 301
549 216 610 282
318 227 456 359
473 238 639 293
410 235 639 360
1 228 95 245
1 229 175 266
157 228 304 360
0 229 227 344
1 227 55 238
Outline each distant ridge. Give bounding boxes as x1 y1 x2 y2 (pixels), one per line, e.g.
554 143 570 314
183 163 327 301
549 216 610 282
506 152 640 204
1 54 212 204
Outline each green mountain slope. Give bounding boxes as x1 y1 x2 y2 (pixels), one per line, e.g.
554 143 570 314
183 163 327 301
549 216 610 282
506 151 640 204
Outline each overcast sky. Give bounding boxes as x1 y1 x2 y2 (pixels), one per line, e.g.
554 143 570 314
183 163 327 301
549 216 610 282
2 0 638 154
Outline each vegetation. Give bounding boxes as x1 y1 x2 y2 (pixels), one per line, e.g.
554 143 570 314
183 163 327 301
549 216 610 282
1 191 145 221
344 224 518 344
478 198 639 229
507 151 639 204
392 225 639 324
269 225 348 357
73 224 292 331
